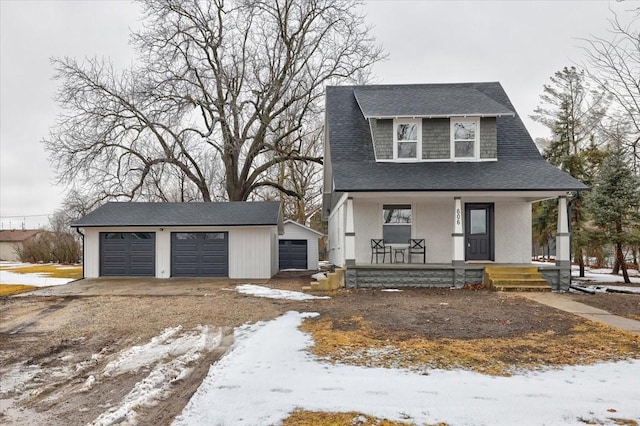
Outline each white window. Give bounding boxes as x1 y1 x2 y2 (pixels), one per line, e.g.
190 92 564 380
382 204 412 243
451 118 479 160
394 119 421 160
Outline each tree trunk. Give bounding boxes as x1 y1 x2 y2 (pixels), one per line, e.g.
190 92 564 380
578 248 585 277
616 241 631 284
612 253 620 274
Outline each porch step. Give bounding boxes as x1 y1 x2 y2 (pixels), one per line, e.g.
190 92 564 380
484 266 551 292
309 267 345 292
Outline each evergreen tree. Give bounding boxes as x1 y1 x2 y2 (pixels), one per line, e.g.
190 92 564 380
586 148 640 283
531 67 607 276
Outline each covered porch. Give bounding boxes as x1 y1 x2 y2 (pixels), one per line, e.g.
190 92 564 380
328 191 572 290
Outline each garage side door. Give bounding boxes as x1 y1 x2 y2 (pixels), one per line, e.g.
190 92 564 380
171 232 228 277
100 232 155 276
279 239 308 270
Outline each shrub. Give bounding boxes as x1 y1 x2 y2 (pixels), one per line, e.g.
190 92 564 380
15 232 81 264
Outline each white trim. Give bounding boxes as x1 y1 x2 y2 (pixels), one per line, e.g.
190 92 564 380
348 191 571 203
375 158 498 163
368 119 378 161
366 113 515 119
328 193 349 220
450 117 481 160
393 118 422 161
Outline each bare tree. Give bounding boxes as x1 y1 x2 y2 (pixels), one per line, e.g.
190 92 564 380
581 8 640 172
531 66 608 277
45 0 383 203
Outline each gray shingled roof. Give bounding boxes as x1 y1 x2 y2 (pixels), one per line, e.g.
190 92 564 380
354 85 515 118
72 202 281 227
326 82 589 193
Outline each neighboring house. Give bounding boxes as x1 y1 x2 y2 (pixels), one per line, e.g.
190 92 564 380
323 83 588 290
279 219 324 270
0 229 43 261
72 202 282 279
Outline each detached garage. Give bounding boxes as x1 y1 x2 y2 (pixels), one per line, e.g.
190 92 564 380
73 202 282 279
278 220 323 270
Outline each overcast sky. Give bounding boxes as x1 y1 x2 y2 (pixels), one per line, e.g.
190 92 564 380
0 0 631 228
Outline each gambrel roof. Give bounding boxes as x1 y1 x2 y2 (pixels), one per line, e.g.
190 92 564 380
325 82 589 193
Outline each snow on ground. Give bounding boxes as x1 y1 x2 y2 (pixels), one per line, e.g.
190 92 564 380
235 284 330 300
571 284 640 295
311 272 326 281
175 311 640 426
0 269 74 286
572 266 640 285
1 325 221 426
92 326 222 425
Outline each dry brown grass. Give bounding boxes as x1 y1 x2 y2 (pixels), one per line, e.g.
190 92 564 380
282 410 446 426
0 264 82 279
0 284 36 296
300 316 640 376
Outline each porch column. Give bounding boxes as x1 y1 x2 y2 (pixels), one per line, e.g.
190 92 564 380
345 197 356 267
555 195 571 289
452 197 465 287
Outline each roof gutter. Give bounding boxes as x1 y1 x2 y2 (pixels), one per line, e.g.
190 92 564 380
365 113 516 119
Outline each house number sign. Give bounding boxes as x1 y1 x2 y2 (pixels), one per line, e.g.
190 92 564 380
456 208 461 225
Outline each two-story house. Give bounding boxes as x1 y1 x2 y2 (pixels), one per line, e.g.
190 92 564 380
323 83 588 290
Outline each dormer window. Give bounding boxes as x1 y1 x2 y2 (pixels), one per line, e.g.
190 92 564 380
394 119 421 160
451 118 479 160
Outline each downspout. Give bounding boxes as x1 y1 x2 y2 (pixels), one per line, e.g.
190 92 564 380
75 227 85 279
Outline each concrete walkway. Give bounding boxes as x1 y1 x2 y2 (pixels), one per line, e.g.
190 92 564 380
521 292 640 336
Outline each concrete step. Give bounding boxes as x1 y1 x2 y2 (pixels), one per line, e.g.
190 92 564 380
485 266 539 274
484 266 552 292
491 283 552 292
487 273 542 279
489 278 549 286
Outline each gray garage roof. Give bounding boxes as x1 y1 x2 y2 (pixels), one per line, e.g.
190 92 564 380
72 201 282 227
326 82 589 193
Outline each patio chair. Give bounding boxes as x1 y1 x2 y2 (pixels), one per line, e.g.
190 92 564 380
408 239 426 263
370 239 391 263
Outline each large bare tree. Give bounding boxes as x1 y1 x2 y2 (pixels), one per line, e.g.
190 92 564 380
581 9 640 172
45 0 382 203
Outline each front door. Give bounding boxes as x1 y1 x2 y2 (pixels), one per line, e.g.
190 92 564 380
465 203 494 261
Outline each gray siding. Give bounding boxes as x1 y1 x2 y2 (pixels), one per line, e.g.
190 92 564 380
480 117 497 159
370 117 497 161
372 119 393 160
422 118 450 159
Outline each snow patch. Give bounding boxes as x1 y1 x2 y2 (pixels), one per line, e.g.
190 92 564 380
380 289 402 292
311 272 326 281
0 269 74 287
175 311 640 426
235 284 330 300
92 326 222 425
103 326 213 376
